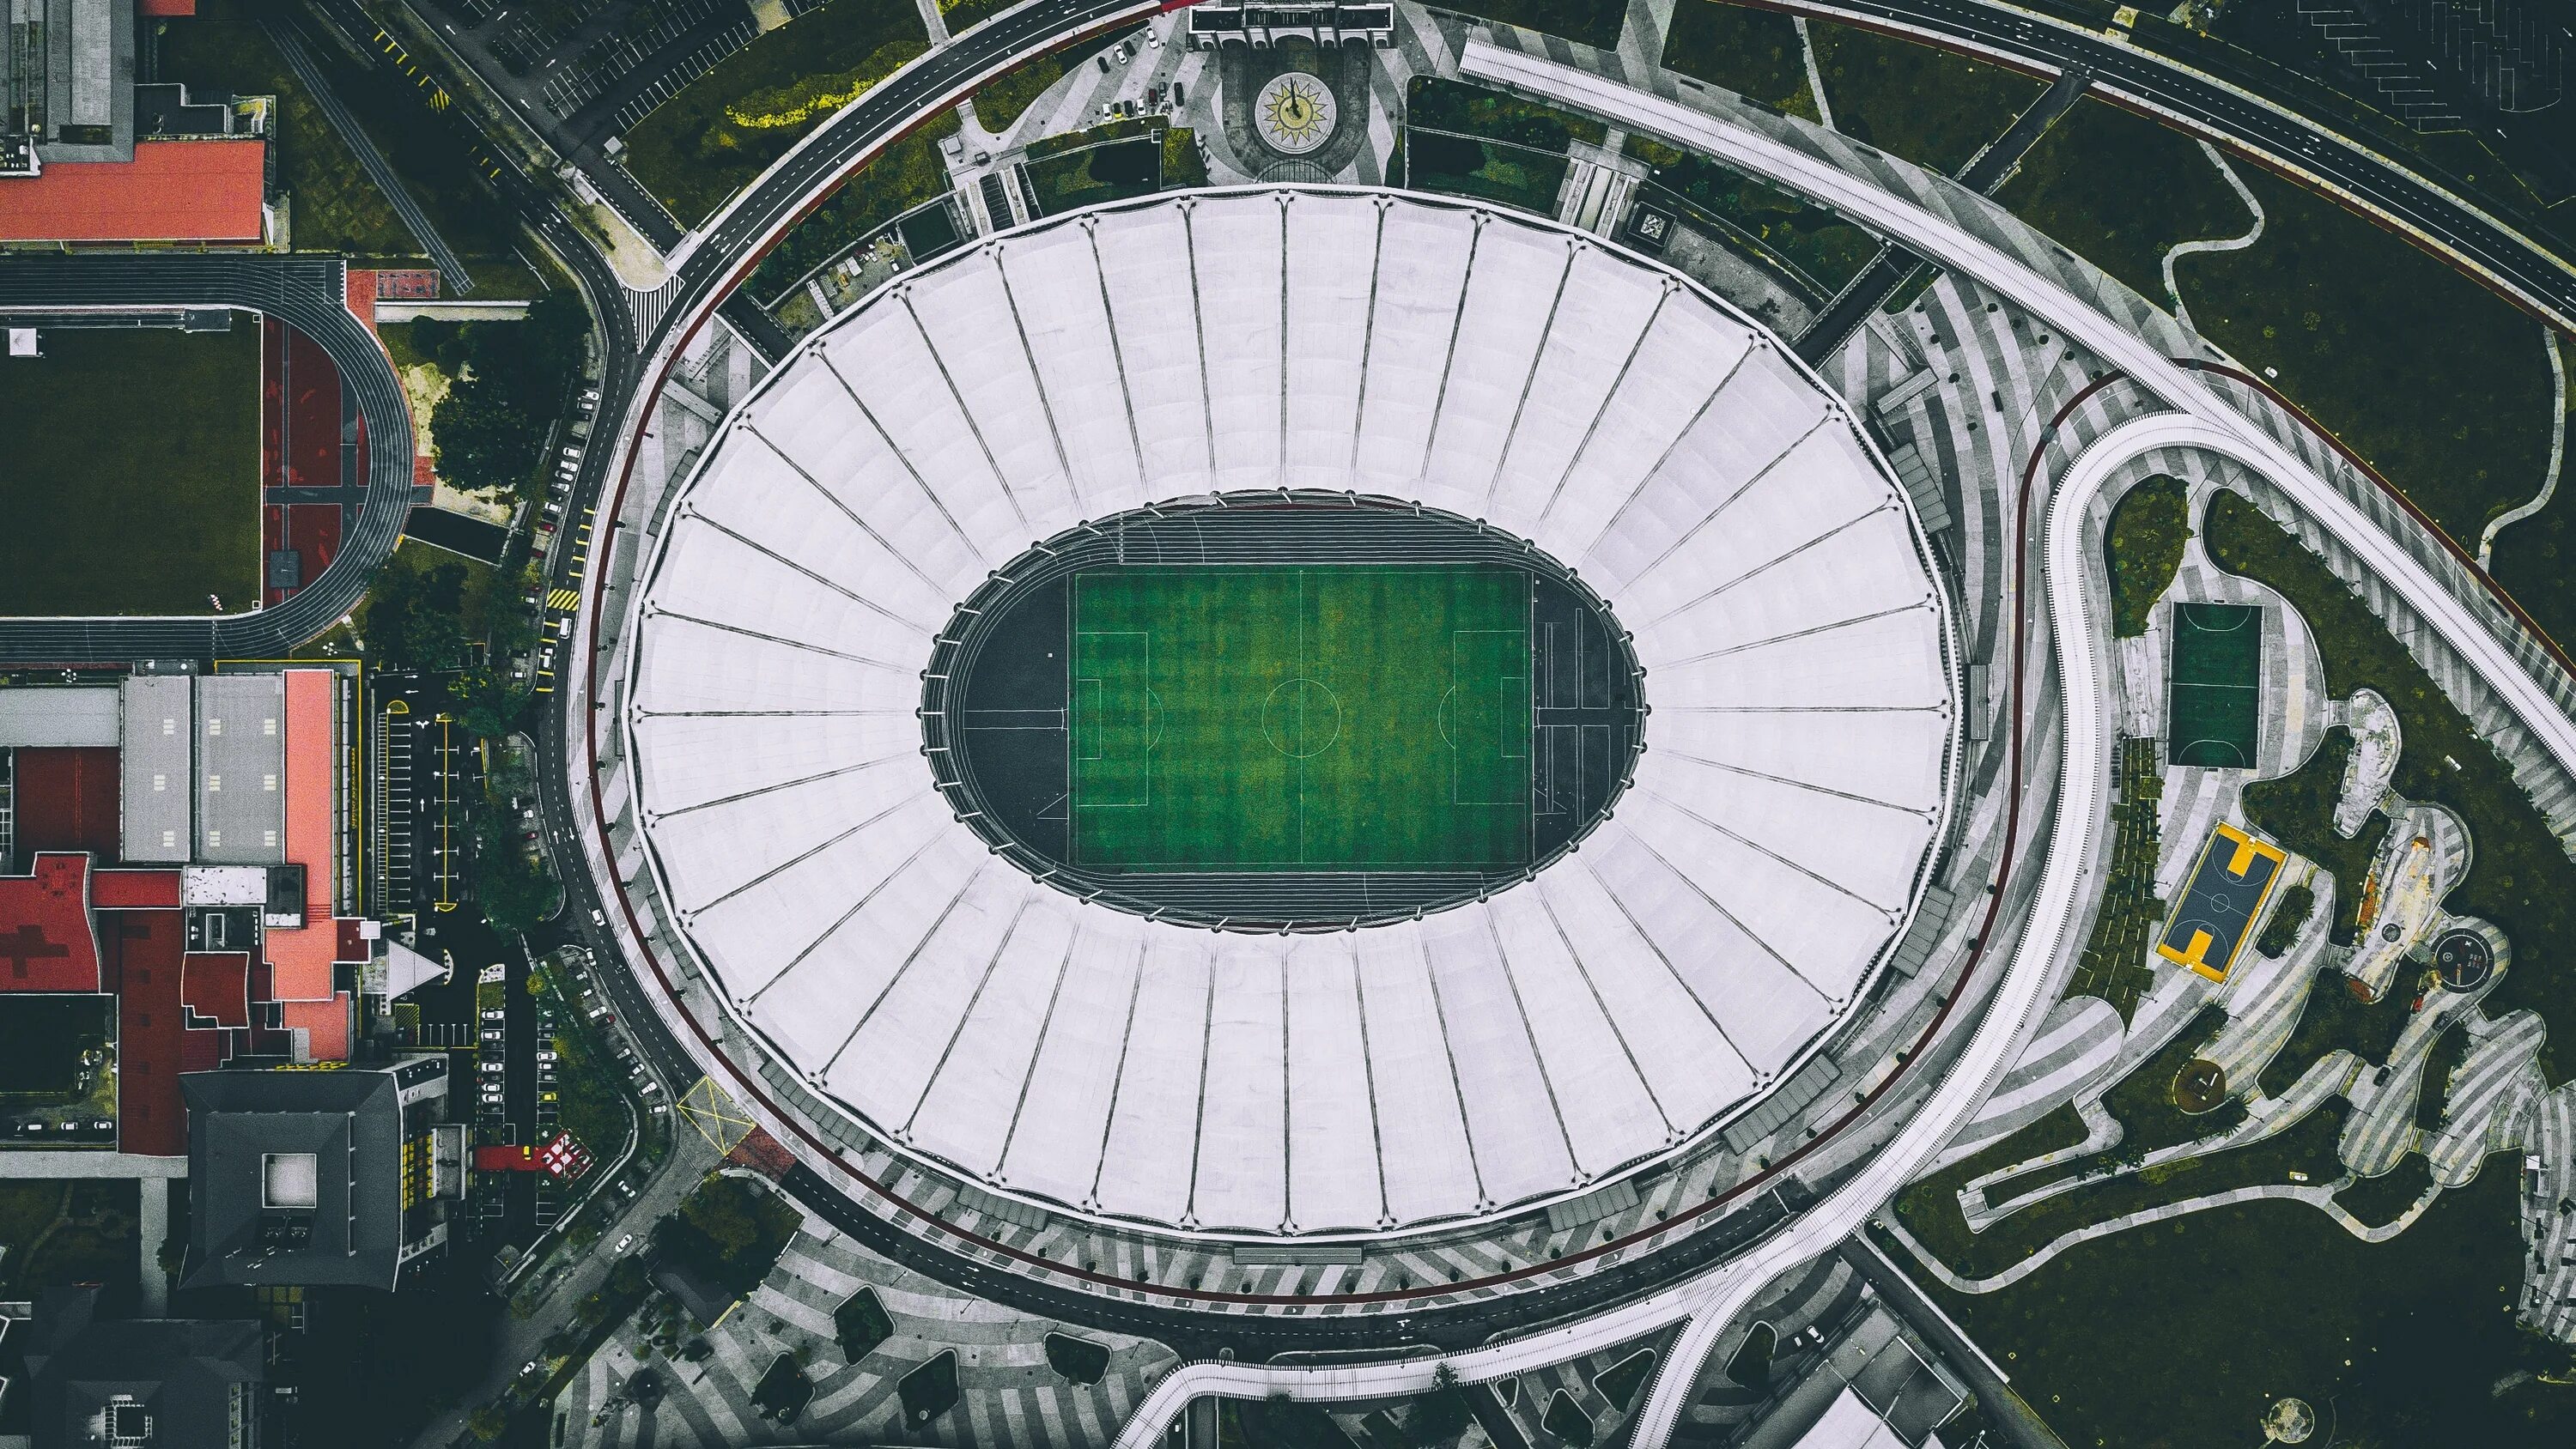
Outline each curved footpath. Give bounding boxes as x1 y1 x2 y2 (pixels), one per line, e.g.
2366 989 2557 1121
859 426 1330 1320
0 255 414 664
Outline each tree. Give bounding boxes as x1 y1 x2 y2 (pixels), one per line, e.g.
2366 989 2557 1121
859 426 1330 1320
450 664 531 740
609 1257 651 1299
472 811 557 933
431 374 548 500
364 561 469 672
465 1403 510 1441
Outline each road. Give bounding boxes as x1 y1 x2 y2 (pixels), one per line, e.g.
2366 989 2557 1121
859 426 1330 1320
1758 0 2576 334
405 1127 724 1449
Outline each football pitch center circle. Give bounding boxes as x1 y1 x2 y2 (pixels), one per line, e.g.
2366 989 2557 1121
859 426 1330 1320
617 187 1961 1244
1261 677 1344 758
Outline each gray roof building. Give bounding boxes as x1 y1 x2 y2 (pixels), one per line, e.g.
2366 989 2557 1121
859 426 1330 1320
0 685 119 747
118 676 194 864
0 0 136 170
191 675 285 866
179 1056 454 1291
18 1285 264 1449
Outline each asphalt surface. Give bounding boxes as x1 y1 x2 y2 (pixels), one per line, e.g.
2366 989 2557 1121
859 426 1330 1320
1765 0 2576 332
0 255 414 664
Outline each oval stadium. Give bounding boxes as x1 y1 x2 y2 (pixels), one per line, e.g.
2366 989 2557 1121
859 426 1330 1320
615 188 1958 1240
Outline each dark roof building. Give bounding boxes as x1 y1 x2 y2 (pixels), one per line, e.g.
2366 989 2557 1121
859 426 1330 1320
179 1056 459 1291
18 1285 264 1448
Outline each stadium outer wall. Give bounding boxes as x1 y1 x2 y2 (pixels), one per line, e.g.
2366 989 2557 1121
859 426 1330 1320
583 185 1985 1328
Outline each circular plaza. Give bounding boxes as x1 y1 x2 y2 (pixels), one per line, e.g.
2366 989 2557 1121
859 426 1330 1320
616 188 1958 1244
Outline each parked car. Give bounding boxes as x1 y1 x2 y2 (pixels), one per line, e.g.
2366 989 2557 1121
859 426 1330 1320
1112 40 1131 63
481 1008 507 1023
1096 53 1110 73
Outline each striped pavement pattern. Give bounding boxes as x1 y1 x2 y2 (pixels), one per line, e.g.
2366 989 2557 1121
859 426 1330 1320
2520 1081 2576 1340
2197 866 2335 1094
562 1210 1176 1447
2425 1008 2546 1186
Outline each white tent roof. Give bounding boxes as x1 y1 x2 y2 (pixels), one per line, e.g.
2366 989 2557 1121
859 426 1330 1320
624 189 1954 1237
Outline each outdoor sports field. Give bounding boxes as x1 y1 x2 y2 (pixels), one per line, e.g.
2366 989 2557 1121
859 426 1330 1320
0 326 260 615
1070 566 1533 871
2167 601 2263 767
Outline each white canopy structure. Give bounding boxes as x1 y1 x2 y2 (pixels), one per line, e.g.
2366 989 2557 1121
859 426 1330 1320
622 189 1956 1238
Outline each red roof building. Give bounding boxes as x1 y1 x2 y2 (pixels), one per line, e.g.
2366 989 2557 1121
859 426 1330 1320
92 870 182 910
0 854 102 993
0 140 267 244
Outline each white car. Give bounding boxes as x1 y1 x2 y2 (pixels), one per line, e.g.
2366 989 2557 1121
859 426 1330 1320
616 1234 635 1253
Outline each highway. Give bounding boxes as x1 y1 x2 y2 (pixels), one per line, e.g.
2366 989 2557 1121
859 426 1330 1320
1755 0 2576 334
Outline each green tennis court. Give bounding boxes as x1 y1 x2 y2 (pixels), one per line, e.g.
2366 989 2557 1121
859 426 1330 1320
1070 566 1532 870
2168 601 2263 768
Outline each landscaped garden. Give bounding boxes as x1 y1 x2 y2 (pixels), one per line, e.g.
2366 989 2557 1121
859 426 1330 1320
1807 22 2043 175
1659 1 1816 118
1996 97 2253 305
622 0 929 225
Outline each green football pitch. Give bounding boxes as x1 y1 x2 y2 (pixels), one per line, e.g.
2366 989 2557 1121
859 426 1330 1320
2168 601 2263 768
1070 566 1533 871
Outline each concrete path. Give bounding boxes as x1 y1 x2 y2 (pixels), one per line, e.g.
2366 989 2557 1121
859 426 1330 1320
2160 141 2260 333
2478 327 2567 568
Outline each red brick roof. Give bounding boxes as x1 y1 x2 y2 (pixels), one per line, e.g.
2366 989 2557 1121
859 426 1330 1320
0 141 265 243
139 0 196 15
107 909 188 1156
93 870 182 910
0 854 101 993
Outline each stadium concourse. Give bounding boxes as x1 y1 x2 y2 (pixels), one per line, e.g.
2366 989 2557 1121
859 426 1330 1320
608 191 1960 1250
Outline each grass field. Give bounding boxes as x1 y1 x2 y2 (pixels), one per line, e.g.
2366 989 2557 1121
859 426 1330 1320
0 327 261 616
2174 166 2553 549
1996 98 2254 305
1070 567 1531 871
1660 2 1817 118
2166 601 2261 767
1808 23 2044 175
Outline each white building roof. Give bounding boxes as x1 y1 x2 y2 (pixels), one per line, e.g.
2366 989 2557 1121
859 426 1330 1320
623 190 1955 1238
0 685 119 747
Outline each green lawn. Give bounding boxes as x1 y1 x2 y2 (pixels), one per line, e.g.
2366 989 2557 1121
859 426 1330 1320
1808 22 2044 175
154 0 411 257
2175 167 2554 549
0 327 261 615
1911 1170 2576 1448
1660 1 1817 118
2481 331 2576 651
1625 134 1880 300
1997 99 2254 305
2102 474 2191 638
1070 567 1531 871
622 0 929 226
973 30 1115 134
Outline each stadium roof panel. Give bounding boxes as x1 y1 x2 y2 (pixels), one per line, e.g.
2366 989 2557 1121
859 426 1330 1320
623 190 1958 1238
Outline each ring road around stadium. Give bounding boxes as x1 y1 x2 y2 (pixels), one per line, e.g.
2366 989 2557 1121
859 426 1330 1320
612 188 1960 1251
